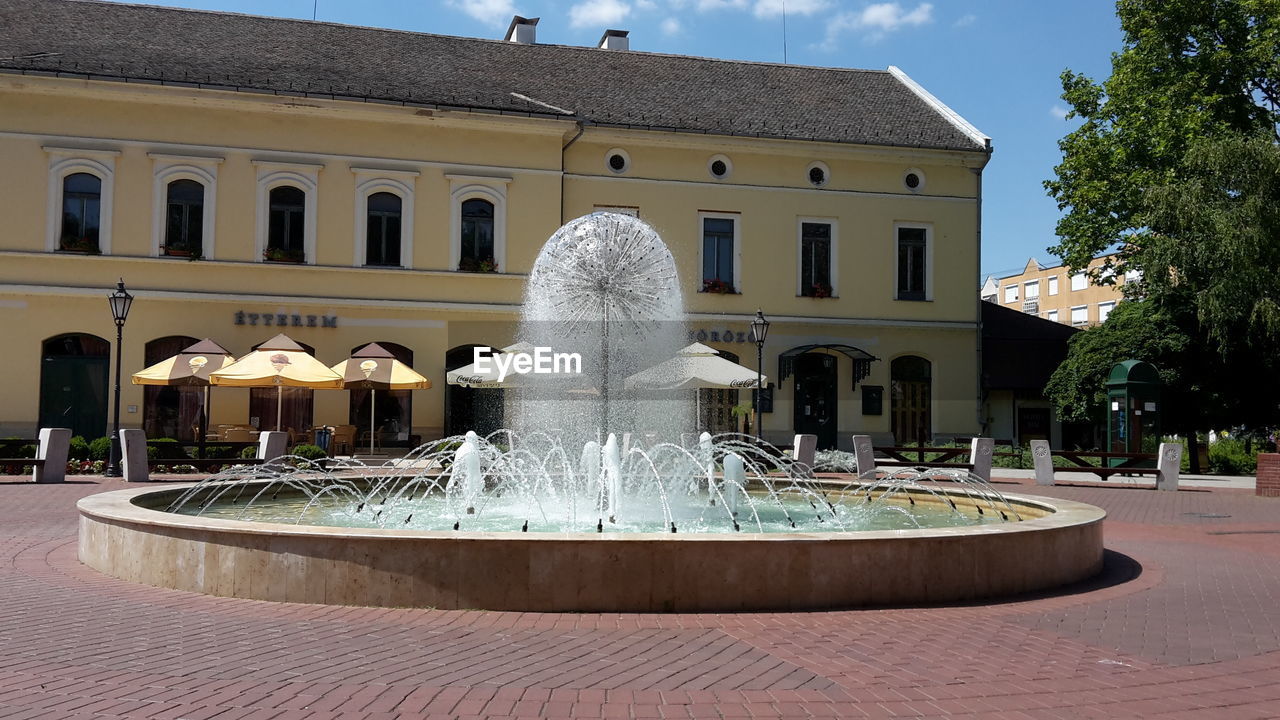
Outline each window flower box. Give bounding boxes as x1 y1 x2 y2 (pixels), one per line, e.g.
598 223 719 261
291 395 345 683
701 278 736 294
58 236 101 254
457 256 499 273
805 282 833 299
263 247 305 263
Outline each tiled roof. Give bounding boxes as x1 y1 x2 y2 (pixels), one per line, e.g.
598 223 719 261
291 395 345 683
0 0 989 152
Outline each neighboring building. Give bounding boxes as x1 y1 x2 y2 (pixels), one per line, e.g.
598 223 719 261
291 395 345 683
982 255 1136 327
981 302 1094 449
0 0 992 449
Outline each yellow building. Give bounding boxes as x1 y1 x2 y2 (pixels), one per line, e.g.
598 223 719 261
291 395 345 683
981 254 1134 327
0 0 991 450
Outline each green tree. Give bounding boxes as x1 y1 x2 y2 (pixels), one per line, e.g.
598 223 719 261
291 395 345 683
1045 0 1280 437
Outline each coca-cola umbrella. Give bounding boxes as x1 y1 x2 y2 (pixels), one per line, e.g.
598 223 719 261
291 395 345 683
331 343 432 455
624 343 766 430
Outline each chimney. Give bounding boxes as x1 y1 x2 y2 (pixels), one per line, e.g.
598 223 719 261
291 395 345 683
504 16 539 44
598 29 629 51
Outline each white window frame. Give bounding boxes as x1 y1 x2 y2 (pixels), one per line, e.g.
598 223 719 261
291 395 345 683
893 221 933 301
1047 275 1059 296
1070 305 1088 325
1070 272 1088 291
1024 280 1040 299
698 211 742 293
1047 310 1059 323
45 146 118 254
352 168 418 269
254 160 320 265
796 217 838 297
448 174 510 272
150 153 221 260
1004 285 1019 303
1098 301 1116 323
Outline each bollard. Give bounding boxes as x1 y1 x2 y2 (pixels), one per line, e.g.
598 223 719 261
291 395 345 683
969 437 994 482
257 431 288 461
852 435 876 479
34 428 71 484
1157 442 1182 491
792 434 817 477
1030 440 1054 486
119 429 150 482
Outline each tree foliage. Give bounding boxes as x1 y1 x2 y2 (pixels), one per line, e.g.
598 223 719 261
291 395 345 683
1044 0 1280 431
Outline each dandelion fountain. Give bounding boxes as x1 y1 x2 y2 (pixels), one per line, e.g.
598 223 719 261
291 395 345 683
78 213 1105 611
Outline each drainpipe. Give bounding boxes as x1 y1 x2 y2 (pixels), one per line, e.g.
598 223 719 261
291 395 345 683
972 149 990 436
561 119 586 224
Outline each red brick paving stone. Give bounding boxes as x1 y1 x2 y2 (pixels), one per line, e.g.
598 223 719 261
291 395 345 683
5 479 1280 718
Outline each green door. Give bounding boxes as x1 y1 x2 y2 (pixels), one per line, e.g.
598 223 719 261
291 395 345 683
39 334 111 439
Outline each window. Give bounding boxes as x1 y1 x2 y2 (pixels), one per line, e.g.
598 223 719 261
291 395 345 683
365 192 402 267
255 161 319 264
1003 285 1019 303
1071 305 1088 325
701 214 737 292
708 154 732 180
458 198 496 271
45 147 116 254
1048 276 1059 295
266 186 306 262
903 168 925 192
605 148 630 174
1098 301 1116 323
1024 280 1040 299
799 221 833 297
895 225 929 301
1047 310 1059 323
162 179 203 257
1071 272 1088 291
806 161 829 187
1126 269 1143 282
60 173 101 253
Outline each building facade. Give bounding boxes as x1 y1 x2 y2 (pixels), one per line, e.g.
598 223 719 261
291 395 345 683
0 0 991 449
981 255 1134 327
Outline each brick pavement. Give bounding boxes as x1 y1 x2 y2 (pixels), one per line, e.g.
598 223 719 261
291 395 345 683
2 477 1280 718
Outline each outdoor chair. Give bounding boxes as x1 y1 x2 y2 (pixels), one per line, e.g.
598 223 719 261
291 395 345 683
331 425 356 455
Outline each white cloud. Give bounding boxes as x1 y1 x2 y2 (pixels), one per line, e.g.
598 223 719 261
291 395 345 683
635 0 656 8
445 0 517 26
954 13 976 27
752 0 829 18
1050 104 1070 120
853 2 933 32
661 17 683 35
570 0 632 28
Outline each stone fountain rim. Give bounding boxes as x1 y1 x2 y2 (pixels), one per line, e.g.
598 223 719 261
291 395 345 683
78 483 1106 542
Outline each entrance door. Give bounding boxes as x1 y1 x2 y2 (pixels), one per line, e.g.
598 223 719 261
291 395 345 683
39 334 110 439
792 353 838 449
1017 406 1051 444
445 345 505 437
891 355 932 445
349 342 415 448
143 335 200 440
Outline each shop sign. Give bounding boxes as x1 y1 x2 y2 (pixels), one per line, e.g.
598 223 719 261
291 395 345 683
688 328 750 343
234 311 338 328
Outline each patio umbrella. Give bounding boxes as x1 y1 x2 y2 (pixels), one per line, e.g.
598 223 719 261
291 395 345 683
331 342 432 455
209 333 343 431
445 342 537 388
624 343 766 430
131 338 235 458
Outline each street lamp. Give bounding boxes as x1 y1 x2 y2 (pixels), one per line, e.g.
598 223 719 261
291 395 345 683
104 279 133 478
749 309 770 441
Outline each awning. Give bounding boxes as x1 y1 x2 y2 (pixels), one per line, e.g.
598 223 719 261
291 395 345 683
778 344 880 389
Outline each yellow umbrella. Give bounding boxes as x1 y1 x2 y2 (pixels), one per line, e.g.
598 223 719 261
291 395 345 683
131 338 236 457
209 333 343 431
332 342 431 455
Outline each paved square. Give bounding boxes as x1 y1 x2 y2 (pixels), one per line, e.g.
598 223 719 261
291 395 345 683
2 477 1279 719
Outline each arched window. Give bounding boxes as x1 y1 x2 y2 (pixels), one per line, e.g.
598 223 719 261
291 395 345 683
142 336 201 440
164 179 204 257
365 192 402 267
458 198 495 272
249 338 317 432
266 186 306 262
60 173 101 253
445 344 504 436
39 333 110 438
891 355 932 445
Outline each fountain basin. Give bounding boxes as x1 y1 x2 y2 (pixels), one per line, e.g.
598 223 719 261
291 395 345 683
78 483 1104 612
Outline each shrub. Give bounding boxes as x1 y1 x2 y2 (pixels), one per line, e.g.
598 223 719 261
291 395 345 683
1208 437 1257 476
201 445 236 459
240 445 259 460
88 436 113 461
148 438 190 460
15 443 37 459
68 435 91 460
291 444 327 461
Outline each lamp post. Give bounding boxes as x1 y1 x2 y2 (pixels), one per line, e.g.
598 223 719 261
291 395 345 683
104 279 134 477
749 309 770 441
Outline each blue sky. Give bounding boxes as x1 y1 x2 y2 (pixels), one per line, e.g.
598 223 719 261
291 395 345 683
129 0 1124 279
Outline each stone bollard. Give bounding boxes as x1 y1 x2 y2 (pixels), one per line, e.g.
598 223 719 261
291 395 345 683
257 431 288 461
792 434 817 477
119 429 150 482
1031 439 1054 486
33 428 71 483
969 437 994 482
852 435 876 479
1157 442 1183 492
